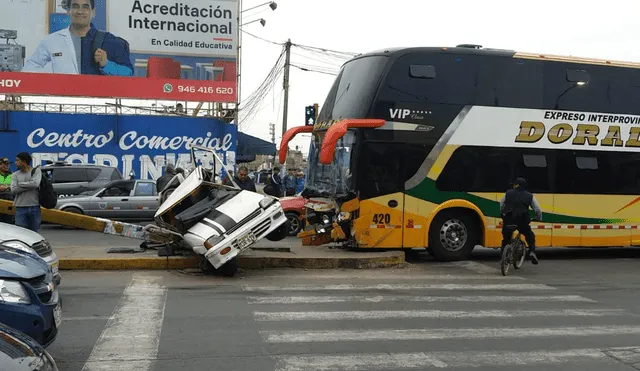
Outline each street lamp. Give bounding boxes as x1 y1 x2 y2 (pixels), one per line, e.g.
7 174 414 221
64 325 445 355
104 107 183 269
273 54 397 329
241 1 277 13
241 18 266 27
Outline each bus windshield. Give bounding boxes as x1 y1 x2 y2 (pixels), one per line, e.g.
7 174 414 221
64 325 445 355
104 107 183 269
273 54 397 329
306 131 355 196
305 55 388 196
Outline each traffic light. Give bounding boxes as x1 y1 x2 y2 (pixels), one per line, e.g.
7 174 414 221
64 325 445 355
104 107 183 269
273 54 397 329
305 103 319 126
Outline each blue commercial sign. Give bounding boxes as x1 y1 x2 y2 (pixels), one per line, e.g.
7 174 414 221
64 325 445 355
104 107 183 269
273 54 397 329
0 112 237 180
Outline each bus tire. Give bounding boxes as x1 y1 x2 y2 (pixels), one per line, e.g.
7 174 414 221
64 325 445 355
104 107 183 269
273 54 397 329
428 209 479 261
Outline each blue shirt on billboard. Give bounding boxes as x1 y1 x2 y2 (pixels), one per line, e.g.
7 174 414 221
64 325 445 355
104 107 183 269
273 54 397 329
22 24 133 76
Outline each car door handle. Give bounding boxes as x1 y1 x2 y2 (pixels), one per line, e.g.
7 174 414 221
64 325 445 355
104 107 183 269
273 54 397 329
121 198 129 201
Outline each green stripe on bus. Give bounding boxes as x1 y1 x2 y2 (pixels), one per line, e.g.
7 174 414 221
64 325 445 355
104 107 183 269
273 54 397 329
406 178 625 225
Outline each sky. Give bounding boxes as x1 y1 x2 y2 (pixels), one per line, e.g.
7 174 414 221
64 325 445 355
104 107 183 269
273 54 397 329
3 0 640 160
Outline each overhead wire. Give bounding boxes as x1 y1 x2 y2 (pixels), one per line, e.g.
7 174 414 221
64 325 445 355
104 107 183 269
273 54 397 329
238 45 287 128
290 64 338 76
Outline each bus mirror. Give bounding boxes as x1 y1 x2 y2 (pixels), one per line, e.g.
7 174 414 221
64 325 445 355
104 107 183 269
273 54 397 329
320 119 386 165
410 65 436 79
279 126 314 164
566 69 589 85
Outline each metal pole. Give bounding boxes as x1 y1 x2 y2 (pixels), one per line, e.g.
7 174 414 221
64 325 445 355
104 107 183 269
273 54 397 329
236 0 243 125
282 39 291 140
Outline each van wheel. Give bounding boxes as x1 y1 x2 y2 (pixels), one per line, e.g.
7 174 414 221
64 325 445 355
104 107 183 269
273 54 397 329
266 222 289 242
428 210 478 261
218 258 238 277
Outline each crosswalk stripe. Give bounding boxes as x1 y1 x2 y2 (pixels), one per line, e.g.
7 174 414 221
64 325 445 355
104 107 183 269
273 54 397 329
273 348 622 370
262 325 640 343
81 275 167 371
254 308 625 321
242 283 555 292
250 273 524 280
247 294 594 304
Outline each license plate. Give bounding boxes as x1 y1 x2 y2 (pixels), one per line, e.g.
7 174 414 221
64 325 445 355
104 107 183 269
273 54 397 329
50 262 59 276
53 303 62 328
236 232 257 249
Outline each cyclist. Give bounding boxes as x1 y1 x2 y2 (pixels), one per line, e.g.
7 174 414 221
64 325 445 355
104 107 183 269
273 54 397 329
499 177 542 265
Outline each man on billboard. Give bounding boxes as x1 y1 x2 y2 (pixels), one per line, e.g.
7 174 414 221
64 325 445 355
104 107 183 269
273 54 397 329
22 0 133 76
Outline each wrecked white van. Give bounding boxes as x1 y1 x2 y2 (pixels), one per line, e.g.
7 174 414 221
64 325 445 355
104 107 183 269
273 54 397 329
153 146 288 276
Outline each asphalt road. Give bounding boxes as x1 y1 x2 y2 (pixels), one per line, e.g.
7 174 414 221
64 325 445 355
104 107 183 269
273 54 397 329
48 253 640 371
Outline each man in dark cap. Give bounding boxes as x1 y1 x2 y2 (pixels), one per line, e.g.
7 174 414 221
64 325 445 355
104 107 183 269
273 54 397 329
11 152 42 232
499 177 542 264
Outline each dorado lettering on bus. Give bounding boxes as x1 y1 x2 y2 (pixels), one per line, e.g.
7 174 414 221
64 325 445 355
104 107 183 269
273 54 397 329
515 121 640 147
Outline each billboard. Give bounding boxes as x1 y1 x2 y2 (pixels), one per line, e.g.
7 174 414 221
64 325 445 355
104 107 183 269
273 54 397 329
0 111 237 180
0 0 238 102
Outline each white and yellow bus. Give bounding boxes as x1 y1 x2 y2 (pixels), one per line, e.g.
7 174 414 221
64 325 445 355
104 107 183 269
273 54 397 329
279 44 640 261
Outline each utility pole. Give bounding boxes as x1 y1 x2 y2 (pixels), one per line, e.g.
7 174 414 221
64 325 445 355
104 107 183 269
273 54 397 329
282 39 292 140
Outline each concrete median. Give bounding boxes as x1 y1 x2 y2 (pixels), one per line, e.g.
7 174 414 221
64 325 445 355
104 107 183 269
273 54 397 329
57 246 406 271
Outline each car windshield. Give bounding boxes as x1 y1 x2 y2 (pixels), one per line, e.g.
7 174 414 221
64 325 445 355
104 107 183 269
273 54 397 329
306 130 355 196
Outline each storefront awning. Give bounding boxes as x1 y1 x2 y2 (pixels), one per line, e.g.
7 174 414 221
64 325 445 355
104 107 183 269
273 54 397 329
237 132 276 162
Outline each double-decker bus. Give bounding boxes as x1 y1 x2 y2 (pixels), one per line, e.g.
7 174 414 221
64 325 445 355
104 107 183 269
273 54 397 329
279 44 640 261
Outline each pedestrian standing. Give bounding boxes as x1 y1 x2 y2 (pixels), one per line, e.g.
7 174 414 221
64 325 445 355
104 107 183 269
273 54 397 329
0 157 14 224
11 152 42 232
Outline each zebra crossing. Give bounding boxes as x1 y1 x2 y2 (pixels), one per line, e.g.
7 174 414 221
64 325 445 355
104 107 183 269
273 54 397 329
243 269 640 371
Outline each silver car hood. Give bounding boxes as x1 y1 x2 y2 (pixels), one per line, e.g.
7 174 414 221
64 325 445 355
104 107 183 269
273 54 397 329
0 222 44 245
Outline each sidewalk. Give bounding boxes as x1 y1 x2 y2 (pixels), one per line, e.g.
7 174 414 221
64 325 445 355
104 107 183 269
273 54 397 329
52 237 406 271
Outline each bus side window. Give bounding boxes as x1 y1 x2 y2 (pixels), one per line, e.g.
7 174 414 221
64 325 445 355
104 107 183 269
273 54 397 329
514 153 551 193
435 147 478 192
610 153 640 194
555 150 613 194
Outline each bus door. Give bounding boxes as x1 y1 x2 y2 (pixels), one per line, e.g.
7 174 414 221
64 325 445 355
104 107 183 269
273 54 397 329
354 142 405 248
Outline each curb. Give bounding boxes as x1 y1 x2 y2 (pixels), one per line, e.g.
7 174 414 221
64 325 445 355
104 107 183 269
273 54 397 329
59 252 406 271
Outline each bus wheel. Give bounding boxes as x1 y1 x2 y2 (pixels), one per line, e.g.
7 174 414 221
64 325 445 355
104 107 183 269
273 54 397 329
428 210 478 261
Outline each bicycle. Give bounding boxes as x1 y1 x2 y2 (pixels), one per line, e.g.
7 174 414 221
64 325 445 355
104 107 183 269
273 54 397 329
500 224 527 276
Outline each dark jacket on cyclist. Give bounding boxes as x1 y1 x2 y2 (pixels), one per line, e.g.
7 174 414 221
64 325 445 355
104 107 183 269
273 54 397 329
499 177 542 264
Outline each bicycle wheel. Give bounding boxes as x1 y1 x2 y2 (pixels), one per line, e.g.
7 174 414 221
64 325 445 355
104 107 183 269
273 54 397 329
501 244 513 276
513 241 526 269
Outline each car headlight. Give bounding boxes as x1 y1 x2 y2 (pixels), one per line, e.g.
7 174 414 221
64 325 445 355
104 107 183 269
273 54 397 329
322 214 331 224
204 235 224 250
2 240 37 256
0 280 30 304
259 197 276 209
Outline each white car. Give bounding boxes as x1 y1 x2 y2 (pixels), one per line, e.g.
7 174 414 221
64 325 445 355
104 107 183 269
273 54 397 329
153 146 288 277
0 222 61 285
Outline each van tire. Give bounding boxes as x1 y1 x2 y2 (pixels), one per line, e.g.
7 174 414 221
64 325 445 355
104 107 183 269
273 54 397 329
266 222 289 242
428 209 478 261
218 258 238 277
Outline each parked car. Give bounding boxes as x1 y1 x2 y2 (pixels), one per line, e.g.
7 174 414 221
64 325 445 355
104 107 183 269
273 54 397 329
55 179 158 221
41 162 122 197
0 322 58 371
0 245 61 347
0 222 61 286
